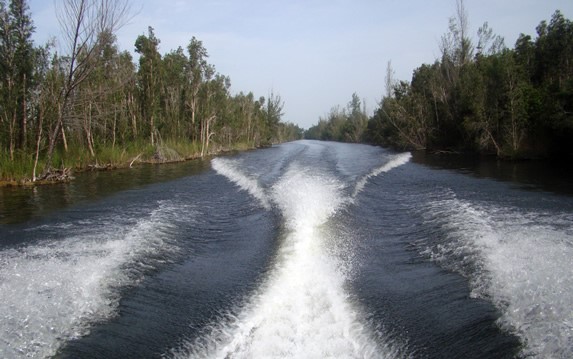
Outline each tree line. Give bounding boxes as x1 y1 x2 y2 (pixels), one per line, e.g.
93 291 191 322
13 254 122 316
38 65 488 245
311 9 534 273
0 0 303 182
304 93 368 143
306 3 573 159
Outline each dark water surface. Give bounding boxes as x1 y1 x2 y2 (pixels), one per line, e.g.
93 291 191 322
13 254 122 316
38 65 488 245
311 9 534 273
1 141 572 358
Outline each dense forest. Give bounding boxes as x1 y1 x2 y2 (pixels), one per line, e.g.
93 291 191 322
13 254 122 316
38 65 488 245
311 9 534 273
306 4 573 159
0 0 303 183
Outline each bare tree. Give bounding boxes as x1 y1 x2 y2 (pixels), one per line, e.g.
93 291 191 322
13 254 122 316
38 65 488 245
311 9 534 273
440 0 473 67
42 0 131 176
384 60 395 99
477 22 505 56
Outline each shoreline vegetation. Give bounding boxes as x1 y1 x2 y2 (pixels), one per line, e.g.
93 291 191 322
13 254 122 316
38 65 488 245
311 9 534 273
305 3 573 160
0 0 302 186
3 1 571 187
0 140 264 187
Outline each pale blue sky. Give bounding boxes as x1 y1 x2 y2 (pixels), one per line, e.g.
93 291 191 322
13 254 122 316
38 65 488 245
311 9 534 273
29 0 573 129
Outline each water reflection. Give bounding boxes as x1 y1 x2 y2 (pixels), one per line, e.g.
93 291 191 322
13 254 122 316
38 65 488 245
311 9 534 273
412 151 573 196
0 160 210 225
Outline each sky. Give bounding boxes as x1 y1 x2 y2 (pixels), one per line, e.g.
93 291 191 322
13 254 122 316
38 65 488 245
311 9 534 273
28 0 573 129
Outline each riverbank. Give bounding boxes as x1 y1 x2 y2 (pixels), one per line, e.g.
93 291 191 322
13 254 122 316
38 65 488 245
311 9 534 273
0 140 259 187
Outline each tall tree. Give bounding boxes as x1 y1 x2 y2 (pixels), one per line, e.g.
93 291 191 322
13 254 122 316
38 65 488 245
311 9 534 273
43 0 131 173
186 36 210 142
343 93 368 142
76 30 131 155
162 47 188 139
441 0 473 67
198 73 229 156
135 26 162 145
263 90 284 143
9 0 34 150
0 0 16 158
0 0 35 157
33 48 64 180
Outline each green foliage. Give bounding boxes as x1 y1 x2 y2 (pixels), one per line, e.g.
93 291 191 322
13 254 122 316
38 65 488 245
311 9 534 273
367 82 431 150
0 0 35 157
304 93 368 143
364 9 573 159
162 139 201 159
304 8 572 159
0 149 35 180
0 0 297 182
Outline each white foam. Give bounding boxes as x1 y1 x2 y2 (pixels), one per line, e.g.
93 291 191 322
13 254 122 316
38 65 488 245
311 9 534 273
0 201 185 358
174 166 402 358
422 197 573 358
211 158 271 209
353 152 412 197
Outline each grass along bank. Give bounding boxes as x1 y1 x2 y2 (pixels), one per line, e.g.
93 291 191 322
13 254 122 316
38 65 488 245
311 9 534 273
0 139 258 186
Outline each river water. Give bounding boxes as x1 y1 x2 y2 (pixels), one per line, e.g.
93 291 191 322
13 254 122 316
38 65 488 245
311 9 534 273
1 140 572 358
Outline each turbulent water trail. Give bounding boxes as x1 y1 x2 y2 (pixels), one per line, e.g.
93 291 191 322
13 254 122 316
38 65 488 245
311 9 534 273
420 194 573 358
0 201 187 358
5 140 572 358
181 156 411 358
211 158 271 210
353 153 412 197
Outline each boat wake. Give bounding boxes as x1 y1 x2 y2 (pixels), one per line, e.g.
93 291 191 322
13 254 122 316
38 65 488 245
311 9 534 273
419 194 573 358
352 152 412 197
172 150 412 358
211 158 271 210
0 200 190 358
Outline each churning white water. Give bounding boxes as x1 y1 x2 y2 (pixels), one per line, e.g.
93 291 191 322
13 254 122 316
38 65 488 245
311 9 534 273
6 141 572 358
178 160 407 358
421 194 573 358
353 153 412 198
0 201 186 358
211 158 271 210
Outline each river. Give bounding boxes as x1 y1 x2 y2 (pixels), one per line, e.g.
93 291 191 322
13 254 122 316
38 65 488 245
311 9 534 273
1 140 572 358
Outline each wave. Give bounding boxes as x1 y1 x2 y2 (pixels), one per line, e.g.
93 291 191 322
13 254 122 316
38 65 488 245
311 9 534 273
212 148 412 209
419 195 573 358
170 166 404 358
0 201 189 358
211 158 271 210
353 152 412 197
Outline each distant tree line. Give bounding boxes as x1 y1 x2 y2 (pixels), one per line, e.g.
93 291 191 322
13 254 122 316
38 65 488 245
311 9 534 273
306 4 573 159
0 0 303 182
304 93 368 143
